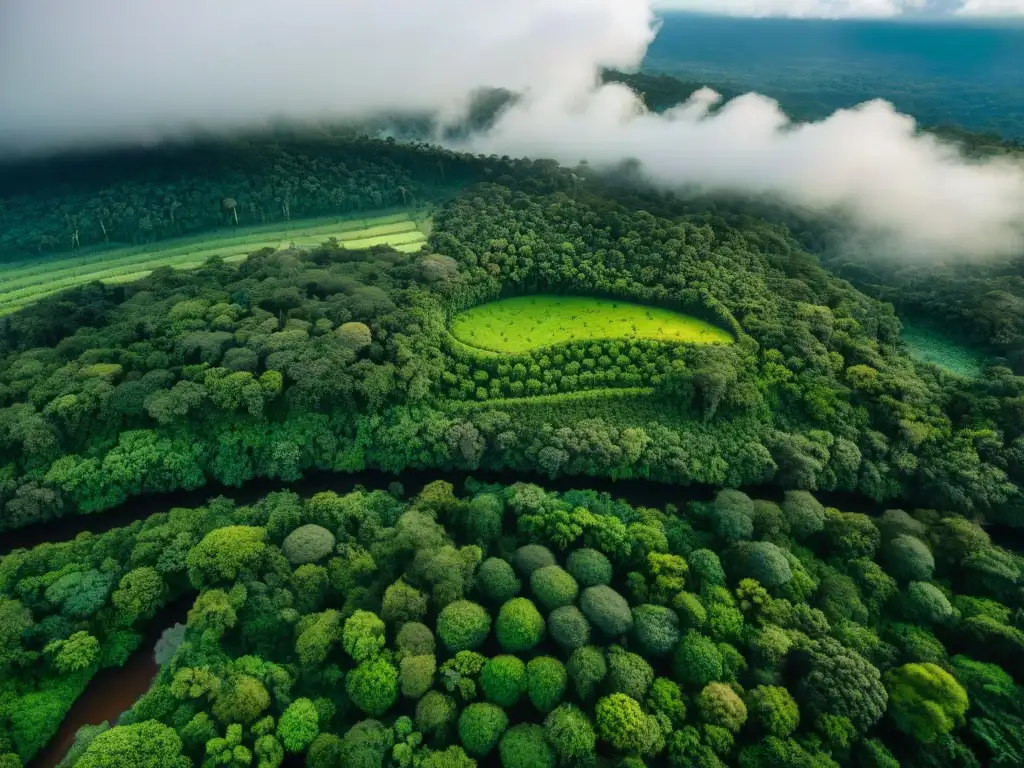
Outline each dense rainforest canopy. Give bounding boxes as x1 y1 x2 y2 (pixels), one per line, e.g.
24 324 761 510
1 480 1022 768
1 68 1024 768
3 134 1024 534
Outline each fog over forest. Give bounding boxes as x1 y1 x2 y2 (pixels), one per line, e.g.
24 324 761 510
2 0 1023 256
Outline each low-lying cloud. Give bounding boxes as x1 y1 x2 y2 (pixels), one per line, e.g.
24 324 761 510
1 0 1022 258
652 0 1024 17
466 87 1024 258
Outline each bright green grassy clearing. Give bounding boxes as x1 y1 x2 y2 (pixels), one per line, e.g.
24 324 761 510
901 320 986 378
451 295 734 354
0 210 430 316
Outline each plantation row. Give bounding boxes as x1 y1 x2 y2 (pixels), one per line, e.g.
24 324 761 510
441 335 720 402
0 211 428 316
3 479 1021 768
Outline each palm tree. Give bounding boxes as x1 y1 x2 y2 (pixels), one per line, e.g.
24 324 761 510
222 198 239 226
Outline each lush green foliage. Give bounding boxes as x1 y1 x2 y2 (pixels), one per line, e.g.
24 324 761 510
531 566 579 611
547 605 591 651
475 558 520 604
457 703 507 757
3 132 1024 542
566 549 613 588
0 480 1013 767
281 524 336 565
495 598 545 652
885 663 969 743
499 724 555 768
3 126 1024 767
437 601 491 652
481 656 527 708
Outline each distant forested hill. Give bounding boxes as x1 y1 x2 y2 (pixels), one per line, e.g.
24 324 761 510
645 12 1024 141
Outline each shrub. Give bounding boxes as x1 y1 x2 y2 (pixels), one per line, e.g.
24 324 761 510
548 605 591 650
687 549 726 589
877 509 926 541
732 542 792 589
697 683 748 733
440 650 487 702
531 566 579 611
338 720 392 767
711 490 754 541
416 691 457 737
607 645 655 702
884 622 948 665
396 622 435 657
885 663 968 743
277 698 320 752
281 524 336 566
343 610 386 662
400 654 436 699
476 558 521 604
673 591 707 629
579 585 633 637
306 733 343 768
186 526 266 588
496 598 545 652
752 500 789 541
346 657 399 717
481 655 528 708
212 675 270 724
782 491 825 539
418 746 475 768
499 724 555 768
632 604 680 656
885 536 936 584
798 638 887 733
381 580 428 626
648 552 689 603
466 493 504 547
747 685 800 737
437 600 491 652
567 548 613 587
514 545 556 577
824 510 880 560
458 703 508 757
905 582 954 625
647 678 687 727
673 631 724 687
75 721 190 768
527 656 568 713
544 704 596 765
568 645 608 700
596 693 646 753
336 322 372 349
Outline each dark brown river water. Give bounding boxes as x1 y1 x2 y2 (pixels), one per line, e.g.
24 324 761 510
29 599 191 768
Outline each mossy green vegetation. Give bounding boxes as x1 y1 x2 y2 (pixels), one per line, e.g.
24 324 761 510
900 319 986 378
451 295 734 354
5 480 1022 768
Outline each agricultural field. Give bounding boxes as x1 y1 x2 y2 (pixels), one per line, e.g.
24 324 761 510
450 294 734 354
900 319 986 378
0 210 429 316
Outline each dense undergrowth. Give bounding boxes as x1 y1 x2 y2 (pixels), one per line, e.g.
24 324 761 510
2 480 1022 767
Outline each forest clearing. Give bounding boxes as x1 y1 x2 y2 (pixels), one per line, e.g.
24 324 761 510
0 209 429 316
451 295 734 355
899 320 985 378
